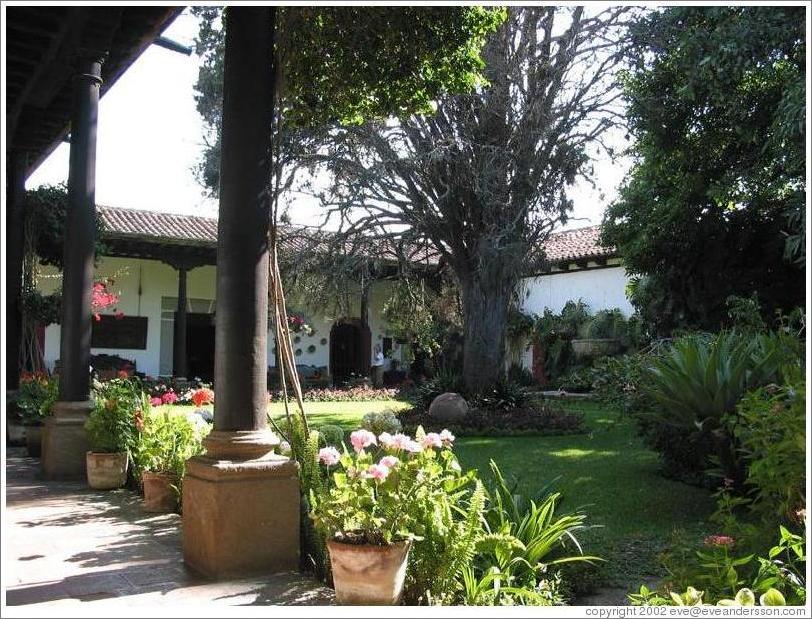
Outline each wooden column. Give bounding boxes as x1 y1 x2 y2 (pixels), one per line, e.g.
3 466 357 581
57 56 102 402
183 7 299 579
5 152 27 391
43 55 103 480
173 266 188 378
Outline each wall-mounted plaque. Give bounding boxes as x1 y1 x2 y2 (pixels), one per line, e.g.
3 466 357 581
91 316 148 350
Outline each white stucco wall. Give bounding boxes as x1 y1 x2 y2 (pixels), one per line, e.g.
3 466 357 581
520 261 634 318
512 260 634 371
39 256 401 378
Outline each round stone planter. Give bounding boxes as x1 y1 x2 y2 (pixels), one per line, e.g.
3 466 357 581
142 471 178 513
327 539 411 605
24 424 43 458
86 452 129 490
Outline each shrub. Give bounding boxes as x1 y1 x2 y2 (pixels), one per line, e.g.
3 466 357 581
725 370 806 524
450 461 597 606
86 378 146 454
132 410 209 481
637 330 800 484
361 408 402 435
591 353 652 416
315 424 345 448
558 366 595 393
272 385 402 403
507 362 535 386
473 378 528 410
399 401 584 437
414 368 466 409
632 525 806 606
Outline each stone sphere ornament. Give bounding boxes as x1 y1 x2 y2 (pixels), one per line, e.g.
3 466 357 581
428 392 469 422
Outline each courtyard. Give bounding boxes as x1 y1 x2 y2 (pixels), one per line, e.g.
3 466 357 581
3 3 807 615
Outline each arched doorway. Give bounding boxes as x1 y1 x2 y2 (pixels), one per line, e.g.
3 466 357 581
330 319 370 384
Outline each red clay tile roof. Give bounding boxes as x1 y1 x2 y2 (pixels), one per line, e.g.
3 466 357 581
99 205 218 245
542 225 614 263
98 206 615 264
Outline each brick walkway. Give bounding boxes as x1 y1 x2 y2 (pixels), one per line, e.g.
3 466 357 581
3 448 333 607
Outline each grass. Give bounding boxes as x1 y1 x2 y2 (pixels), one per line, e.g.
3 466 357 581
453 400 715 589
163 396 714 590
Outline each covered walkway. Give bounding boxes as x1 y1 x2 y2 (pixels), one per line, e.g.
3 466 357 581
3 449 332 607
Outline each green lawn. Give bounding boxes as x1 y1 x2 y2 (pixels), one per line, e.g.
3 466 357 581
454 400 715 587
164 397 714 588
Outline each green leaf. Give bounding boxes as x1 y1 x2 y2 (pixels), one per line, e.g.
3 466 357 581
759 589 786 606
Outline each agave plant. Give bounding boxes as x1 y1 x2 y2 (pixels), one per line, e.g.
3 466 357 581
642 331 791 431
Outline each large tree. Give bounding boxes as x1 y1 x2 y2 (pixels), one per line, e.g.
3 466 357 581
308 7 632 391
602 6 806 333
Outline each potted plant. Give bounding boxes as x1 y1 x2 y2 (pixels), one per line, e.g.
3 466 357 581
85 377 143 490
15 372 58 457
133 410 208 512
310 426 457 605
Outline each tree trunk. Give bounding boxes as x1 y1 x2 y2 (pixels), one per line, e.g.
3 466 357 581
460 273 511 394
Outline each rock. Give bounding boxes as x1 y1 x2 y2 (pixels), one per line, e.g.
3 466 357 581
189 409 213 424
428 392 469 422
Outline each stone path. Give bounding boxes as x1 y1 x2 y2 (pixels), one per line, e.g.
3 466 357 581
3 448 333 607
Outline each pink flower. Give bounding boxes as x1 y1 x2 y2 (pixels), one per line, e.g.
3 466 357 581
318 446 340 466
366 463 390 482
421 433 443 449
385 433 412 450
404 440 423 453
379 456 399 468
440 429 455 446
161 391 178 405
378 432 394 448
350 429 377 453
149 397 163 407
704 535 735 548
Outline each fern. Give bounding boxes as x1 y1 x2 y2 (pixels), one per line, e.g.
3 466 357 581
436 479 486 597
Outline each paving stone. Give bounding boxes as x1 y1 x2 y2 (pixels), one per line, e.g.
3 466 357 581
4 448 333 607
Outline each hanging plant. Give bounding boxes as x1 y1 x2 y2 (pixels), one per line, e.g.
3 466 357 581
287 311 315 336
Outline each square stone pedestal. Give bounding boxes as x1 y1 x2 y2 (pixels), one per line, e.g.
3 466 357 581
42 400 92 480
182 452 300 578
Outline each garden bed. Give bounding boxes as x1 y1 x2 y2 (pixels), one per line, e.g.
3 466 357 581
398 403 585 437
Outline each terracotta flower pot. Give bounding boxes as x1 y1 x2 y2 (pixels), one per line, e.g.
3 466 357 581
86 452 129 489
142 471 178 513
327 539 411 605
25 424 43 458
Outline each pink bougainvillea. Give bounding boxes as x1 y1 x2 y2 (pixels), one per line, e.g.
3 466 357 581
91 280 121 321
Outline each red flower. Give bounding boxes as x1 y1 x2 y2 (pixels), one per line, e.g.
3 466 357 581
191 388 214 407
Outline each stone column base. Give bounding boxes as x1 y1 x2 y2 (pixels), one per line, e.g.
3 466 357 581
182 430 300 578
42 400 93 480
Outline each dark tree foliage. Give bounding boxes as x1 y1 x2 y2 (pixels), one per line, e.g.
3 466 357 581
190 6 505 196
24 184 106 269
602 7 806 334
